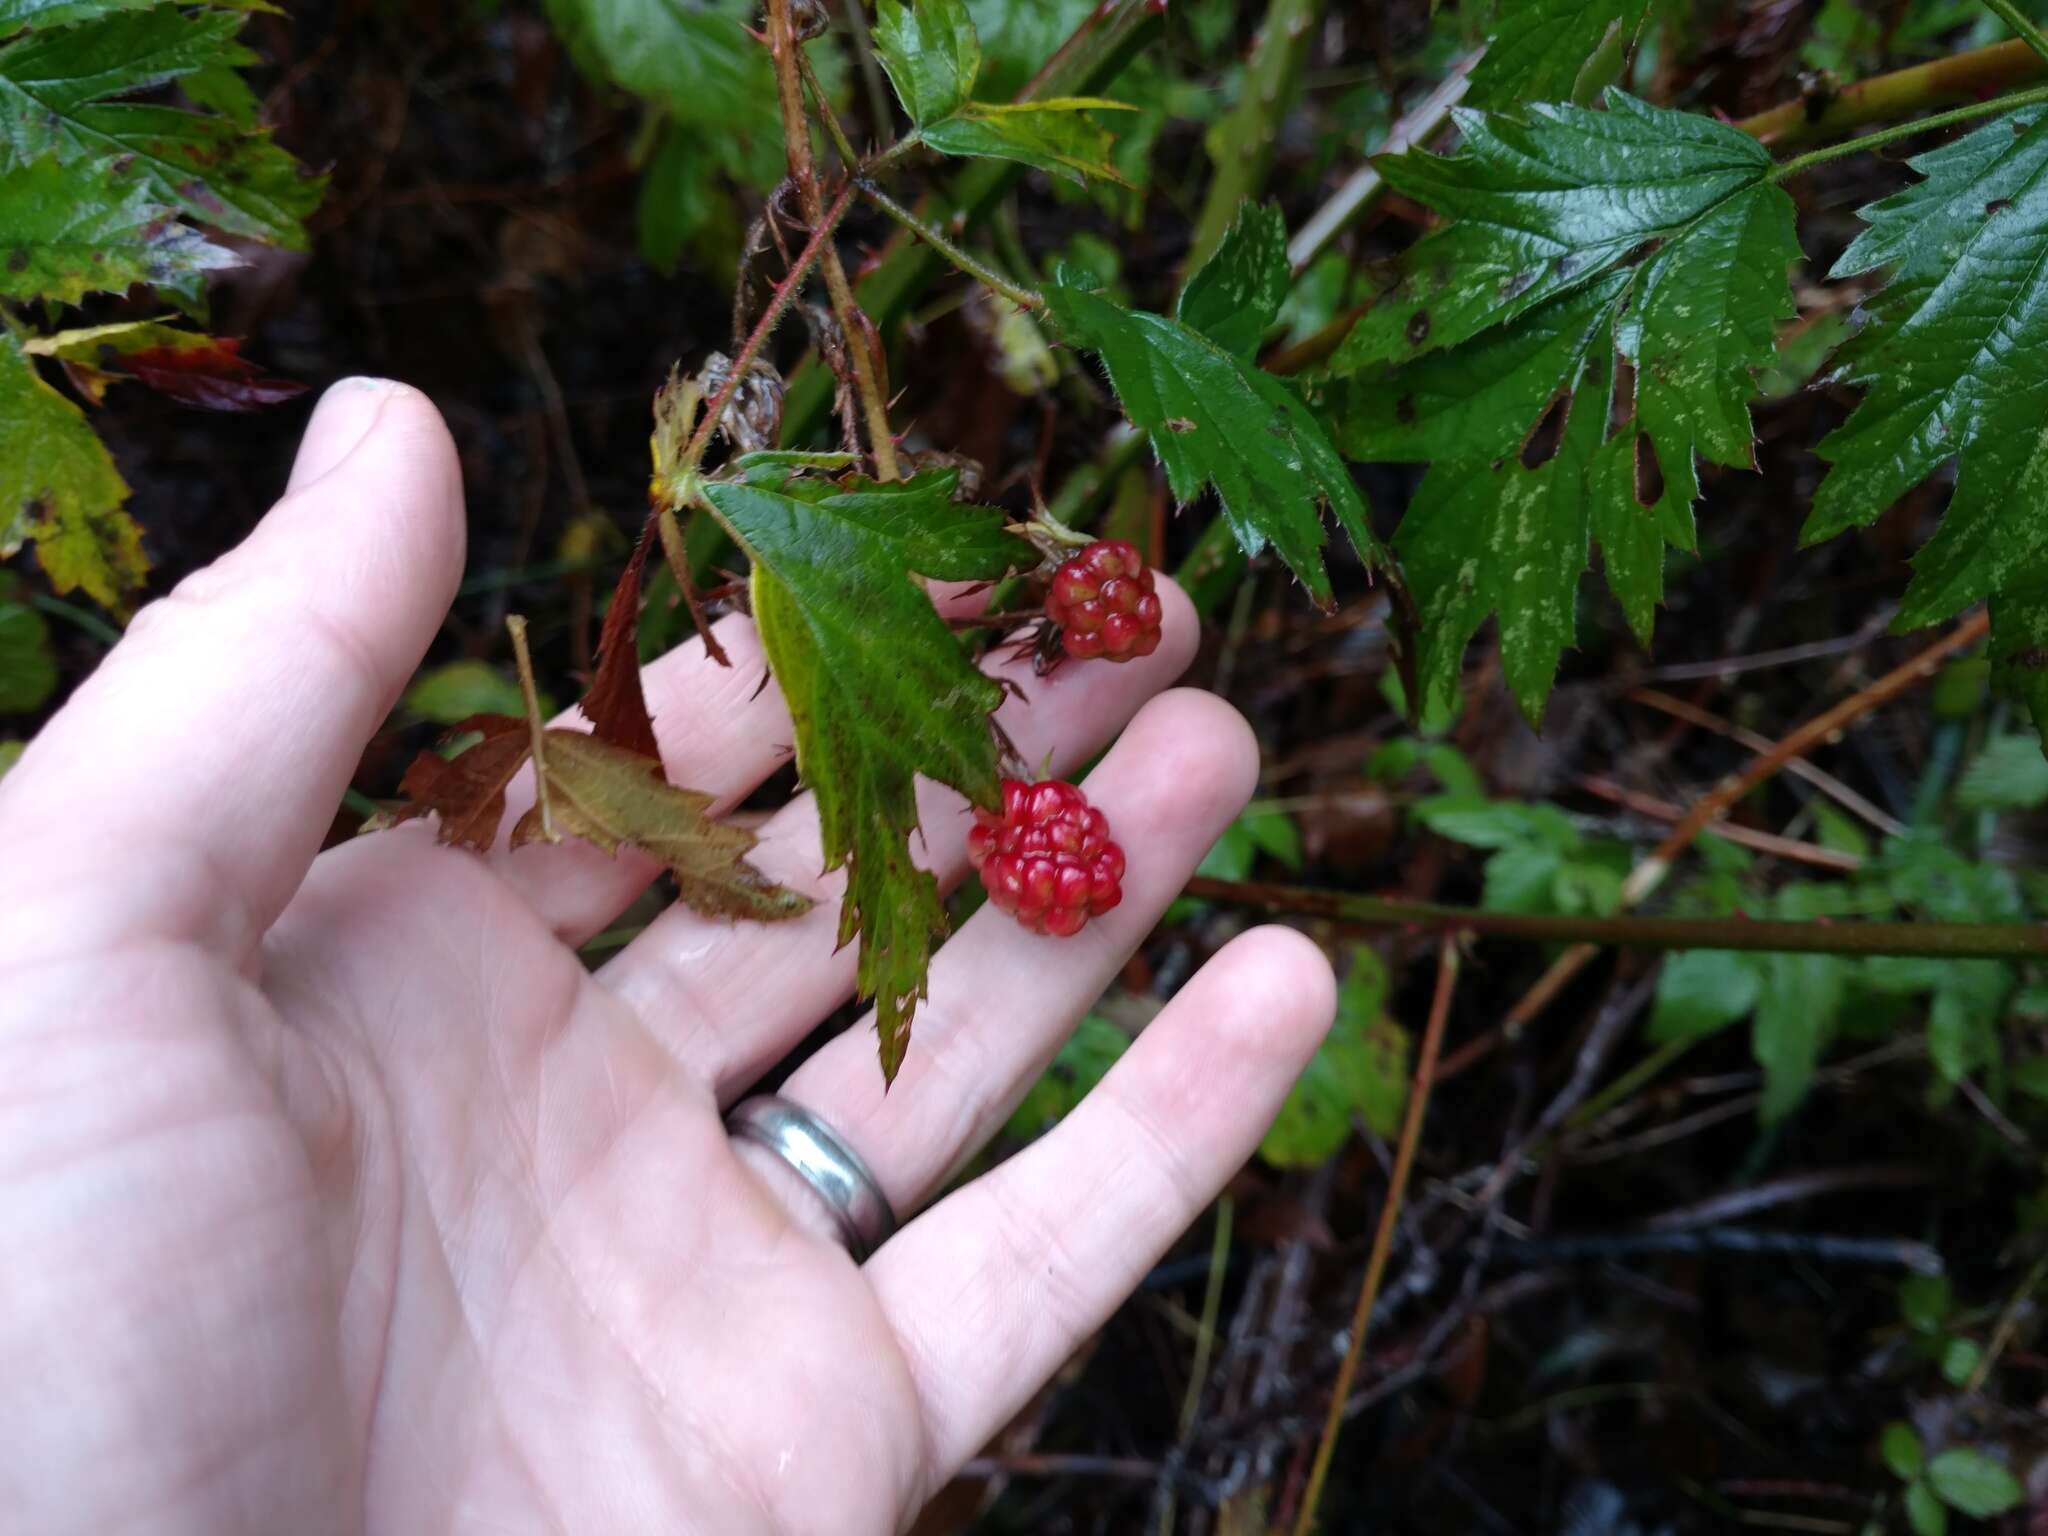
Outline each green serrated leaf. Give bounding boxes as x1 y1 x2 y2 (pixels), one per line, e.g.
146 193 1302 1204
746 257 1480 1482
0 6 320 247
0 739 21 780
875 0 980 122
1926 1448 2024 1518
1333 92 1796 716
875 0 1128 183
1807 107 2048 731
0 159 237 307
0 333 141 611
1261 948 1406 1168
1177 202 1289 358
1335 92 1778 372
1392 345 1610 716
1045 267 1384 607
0 0 271 28
702 469 1030 1080
1463 0 1653 111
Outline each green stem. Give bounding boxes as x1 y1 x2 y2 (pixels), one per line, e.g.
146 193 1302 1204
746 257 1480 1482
1771 82 2048 178
1185 0 1319 274
798 47 862 174
1982 0 2048 67
857 180 1044 310
1180 877 2048 961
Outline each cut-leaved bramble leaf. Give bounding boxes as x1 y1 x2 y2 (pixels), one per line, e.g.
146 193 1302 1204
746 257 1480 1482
1046 538 1163 662
967 777 1125 937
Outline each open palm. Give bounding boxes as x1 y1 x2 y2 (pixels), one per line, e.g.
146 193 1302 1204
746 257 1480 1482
0 382 1335 1535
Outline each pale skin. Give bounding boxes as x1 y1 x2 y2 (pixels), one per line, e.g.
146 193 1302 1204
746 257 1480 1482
0 380 1337 1535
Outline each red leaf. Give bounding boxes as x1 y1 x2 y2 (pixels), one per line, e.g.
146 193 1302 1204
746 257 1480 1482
123 338 308 411
579 531 661 758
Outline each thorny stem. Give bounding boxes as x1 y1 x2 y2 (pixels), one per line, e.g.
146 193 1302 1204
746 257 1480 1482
857 180 1045 310
1771 81 2048 178
765 0 899 480
1291 938 1459 1536
1981 0 2048 68
1181 877 2048 961
681 178 855 471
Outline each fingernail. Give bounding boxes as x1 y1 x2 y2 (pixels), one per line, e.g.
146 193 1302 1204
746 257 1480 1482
287 377 407 492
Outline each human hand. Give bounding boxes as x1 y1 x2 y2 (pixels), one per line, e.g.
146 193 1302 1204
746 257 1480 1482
0 381 1337 1535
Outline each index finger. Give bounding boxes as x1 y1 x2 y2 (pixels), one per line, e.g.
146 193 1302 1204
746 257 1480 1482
0 381 465 964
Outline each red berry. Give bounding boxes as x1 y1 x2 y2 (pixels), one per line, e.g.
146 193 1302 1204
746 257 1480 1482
1045 539 1163 663
967 778 1125 937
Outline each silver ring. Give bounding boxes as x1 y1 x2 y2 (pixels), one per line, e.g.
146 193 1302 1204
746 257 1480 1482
725 1095 898 1261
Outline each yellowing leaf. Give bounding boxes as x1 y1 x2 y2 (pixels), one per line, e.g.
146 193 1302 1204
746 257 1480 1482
0 332 141 611
517 731 810 923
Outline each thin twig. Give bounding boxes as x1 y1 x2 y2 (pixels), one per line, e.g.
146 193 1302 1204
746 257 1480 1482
1292 937 1459 1536
1627 689 1907 838
1578 776 1865 872
765 0 899 480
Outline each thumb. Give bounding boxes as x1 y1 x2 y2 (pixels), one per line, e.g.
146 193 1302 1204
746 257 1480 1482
289 376 419 492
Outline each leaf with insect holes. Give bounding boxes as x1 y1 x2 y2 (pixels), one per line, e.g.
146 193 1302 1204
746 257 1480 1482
1045 238 1386 609
700 466 1033 1082
0 160 238 309
0 332 141 611
1330 92 1797 716
874 0 1131 184
1462 0 1653 111
0 6 321 247
1806 106 2048 750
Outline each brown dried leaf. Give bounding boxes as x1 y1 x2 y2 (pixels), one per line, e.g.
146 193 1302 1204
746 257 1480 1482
387 713 531 851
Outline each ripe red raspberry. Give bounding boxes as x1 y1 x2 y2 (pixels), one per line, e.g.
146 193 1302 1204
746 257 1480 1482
966 778 1125 937
1046 538 1163 662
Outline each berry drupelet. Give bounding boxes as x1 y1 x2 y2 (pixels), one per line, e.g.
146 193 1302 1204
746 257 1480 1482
1046 539 1163 662
967 778 1125 937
